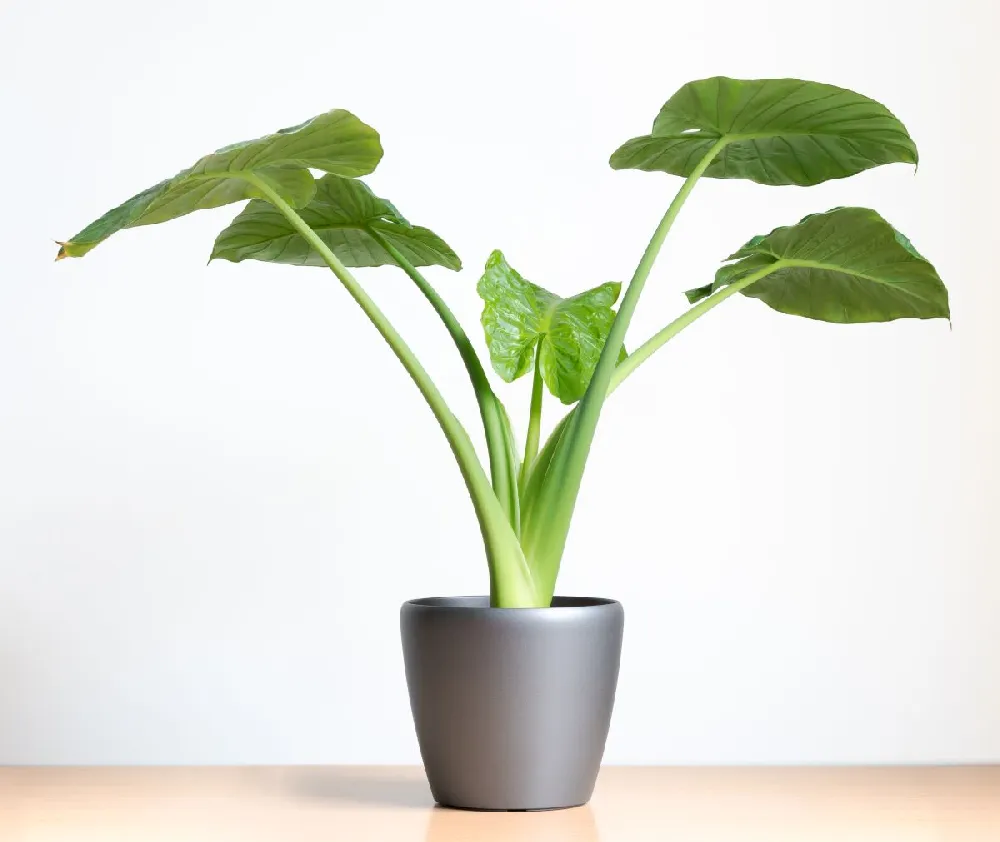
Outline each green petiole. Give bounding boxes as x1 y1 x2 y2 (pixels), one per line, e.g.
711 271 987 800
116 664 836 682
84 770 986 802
519 140 727 601
519 345 544 497
365 228 520 534
608 264 778 395
246 175 540 607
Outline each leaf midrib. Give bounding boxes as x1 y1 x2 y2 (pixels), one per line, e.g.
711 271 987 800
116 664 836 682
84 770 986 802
537 298 562 336
648 130 911 146
769 258 940 305
240 217 401 236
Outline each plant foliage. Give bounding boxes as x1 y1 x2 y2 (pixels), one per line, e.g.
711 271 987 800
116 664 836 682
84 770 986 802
58 78 948 607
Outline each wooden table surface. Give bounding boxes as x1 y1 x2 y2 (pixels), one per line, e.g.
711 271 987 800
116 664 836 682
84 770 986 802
2 766 998 841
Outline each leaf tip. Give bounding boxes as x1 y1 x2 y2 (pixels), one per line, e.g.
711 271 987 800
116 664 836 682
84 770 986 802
54 241 71 261
608 144 633 170
684 284 714 304
208 249 238 265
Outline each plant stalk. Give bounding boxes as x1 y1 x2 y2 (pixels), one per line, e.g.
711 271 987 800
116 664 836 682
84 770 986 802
519 344 544 496
519 139 728 599
564 138 728 444
525 264 779 519
608 264 779 394
246 175 540 607
366 229 520 532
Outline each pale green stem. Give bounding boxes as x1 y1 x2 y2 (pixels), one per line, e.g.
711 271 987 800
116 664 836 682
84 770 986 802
519 406 571 515
609 264 779 394
519 345 544 496
246 175 539 607
519 139 727 600
366 228 519 532
565 138 728 450
521 261 785 506
526 265 778 514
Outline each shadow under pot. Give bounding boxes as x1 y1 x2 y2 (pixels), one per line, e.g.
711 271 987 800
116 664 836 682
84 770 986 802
400 595 624 811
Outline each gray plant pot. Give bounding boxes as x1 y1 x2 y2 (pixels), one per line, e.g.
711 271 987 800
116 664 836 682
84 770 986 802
400 595 624 811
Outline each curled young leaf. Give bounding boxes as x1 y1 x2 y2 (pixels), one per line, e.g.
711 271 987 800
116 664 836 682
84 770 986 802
57 110 383 259
611 77 917 186
477 251 621 404
211 174 460 270
687 207 949 322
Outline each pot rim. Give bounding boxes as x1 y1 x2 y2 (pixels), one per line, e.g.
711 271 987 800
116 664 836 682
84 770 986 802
402 595 621 611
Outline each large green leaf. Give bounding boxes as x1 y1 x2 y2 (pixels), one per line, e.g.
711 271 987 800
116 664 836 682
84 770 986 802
477 251 621 404
685 207 949 322
210 174 460 270
57 110 383 259
611 77 916 186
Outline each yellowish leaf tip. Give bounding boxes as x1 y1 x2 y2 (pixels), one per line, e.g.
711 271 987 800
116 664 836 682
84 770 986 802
55 241 70 261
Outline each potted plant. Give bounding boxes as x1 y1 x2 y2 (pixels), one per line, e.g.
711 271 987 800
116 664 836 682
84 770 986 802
57 76 949 811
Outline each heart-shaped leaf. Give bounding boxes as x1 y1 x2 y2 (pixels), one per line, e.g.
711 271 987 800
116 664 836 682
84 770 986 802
686 207 949 322
477 251 621 404
611 77 916 186
210 174 460 270
57 110 383 259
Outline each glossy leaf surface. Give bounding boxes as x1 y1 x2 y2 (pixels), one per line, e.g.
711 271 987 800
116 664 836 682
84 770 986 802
477 251 621 404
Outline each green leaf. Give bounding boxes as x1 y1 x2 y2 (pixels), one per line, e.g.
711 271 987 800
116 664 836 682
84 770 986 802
687 207 949 322
477 251 621 404
210 174 460 270
57 110 383 259
611 77 917 186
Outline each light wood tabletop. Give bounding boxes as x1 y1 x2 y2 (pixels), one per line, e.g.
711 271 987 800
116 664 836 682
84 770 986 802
1 766 998 841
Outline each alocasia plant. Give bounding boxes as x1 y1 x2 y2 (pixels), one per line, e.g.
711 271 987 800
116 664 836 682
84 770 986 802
58 77 949 607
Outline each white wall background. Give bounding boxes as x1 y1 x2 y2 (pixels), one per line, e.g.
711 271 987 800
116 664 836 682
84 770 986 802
0 0 997 765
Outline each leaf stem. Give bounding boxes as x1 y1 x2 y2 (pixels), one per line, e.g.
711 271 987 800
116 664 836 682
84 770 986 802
246 175 540 607
608 264 778 393
519 139 728 599
573 137 728 423
519 344 544 495
526 264 778 517
366 228 520 531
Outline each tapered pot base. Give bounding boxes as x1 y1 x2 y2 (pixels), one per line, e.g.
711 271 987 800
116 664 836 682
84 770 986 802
435 801 587 812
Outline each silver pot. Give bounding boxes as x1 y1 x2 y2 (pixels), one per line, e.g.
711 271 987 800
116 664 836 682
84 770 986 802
400 596 624 810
